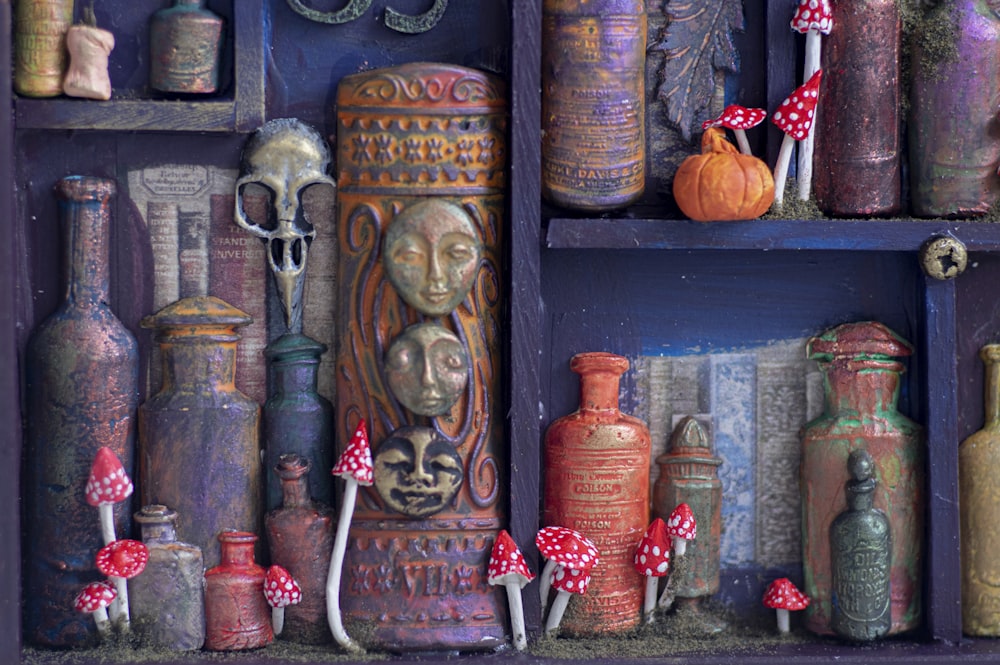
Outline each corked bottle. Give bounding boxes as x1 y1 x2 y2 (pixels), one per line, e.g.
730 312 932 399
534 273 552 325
543 352 650 635
129 505 206 650
813 0 901 216
204 531 273 651
800 322 924 636
22 176 139 647
909 0 1000 217
264 454 335 644
541 0 646 211
960 344 1000 635
263 333 334 511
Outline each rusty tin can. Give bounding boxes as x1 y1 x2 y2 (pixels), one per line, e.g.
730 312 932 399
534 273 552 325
14 0 74 97
204 531 273 651
541 0 646 211
22 176 139 647
138 296 262 568
800 322 924 636
334 62 507 652
149 0 224 94
544 352 651 636
653 416 722 602
265 454 335 644
813 0 901 217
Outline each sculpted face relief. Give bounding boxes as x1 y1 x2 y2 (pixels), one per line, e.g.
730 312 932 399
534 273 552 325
383 200 482 317
385 324 469 416
374 427 463 517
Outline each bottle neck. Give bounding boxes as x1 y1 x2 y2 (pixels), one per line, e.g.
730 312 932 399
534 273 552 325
135 505 180 544
59 179 113 307
158 337 239 391
272 359 320 395
280 474 312 508
983 347 1000 425
219 533 257 566
821 358 903 417
578 370 622 412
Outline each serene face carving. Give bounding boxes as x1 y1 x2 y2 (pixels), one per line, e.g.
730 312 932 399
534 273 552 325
383 199 482 316
374 427 464 517
385 323 469 416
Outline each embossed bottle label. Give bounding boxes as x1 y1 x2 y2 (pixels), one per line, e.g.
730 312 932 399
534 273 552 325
14 0 74 97
832 542 890 622
541 8 646 210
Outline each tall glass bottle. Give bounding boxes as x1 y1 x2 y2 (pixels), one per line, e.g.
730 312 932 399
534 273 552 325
800 322 924 636
129 505 206 650
265 454 335 644
14 0 75 97
22 176 139 647
263 333 333 511
541 0 646 211
814 0 901 217
960 344 1000 635
909 0 1000 217
543 352 651 635
204 531 272 651
138 295 261 568
149 0 224 94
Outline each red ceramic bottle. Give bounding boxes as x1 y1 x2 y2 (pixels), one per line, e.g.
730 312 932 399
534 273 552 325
800 322 924 636
204 531 273 651
543 352 651 635
264 454 335 644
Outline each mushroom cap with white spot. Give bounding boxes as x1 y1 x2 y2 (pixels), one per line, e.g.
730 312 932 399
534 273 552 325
762 577 811 611
264 565 303 608
666 503 697 541
790 0 833 35
772 69 823 141
551 565 592 595
535 526 600 571
85 446 133 507
633 518 671 577
95 539 149 579
702 104 767 131
74 581 117 613
332 419 374 486
488 529 535 588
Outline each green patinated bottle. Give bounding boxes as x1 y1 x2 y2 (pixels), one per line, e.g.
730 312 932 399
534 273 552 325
830 449 891 642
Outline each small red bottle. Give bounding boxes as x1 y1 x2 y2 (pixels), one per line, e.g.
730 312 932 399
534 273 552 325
204 531 273 651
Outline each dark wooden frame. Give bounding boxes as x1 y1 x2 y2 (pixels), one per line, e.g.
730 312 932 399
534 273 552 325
7 0 1000 663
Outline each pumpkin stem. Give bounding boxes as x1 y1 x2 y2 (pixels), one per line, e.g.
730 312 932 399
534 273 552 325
702 127 739 155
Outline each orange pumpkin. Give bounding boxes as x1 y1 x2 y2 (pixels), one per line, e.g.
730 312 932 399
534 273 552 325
672 127 775 222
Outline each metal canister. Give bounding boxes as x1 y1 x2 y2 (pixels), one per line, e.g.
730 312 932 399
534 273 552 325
813 0 901 217
14 0 74 97
149 0 224 94
543 352 651 636
541 0 646 211
652 416 722 603
334 63 507 652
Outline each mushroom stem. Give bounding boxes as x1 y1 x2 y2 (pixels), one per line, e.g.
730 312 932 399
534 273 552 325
643 575 659 623
672 537 688 557
91 606 112 637
797 30 822 202
733 129 752 156
544 590 571 637
539 559 558 613
98 503 116 546
272 606 286 637
776 607 791 634
108 575 130 630
504 583 528 651
772 134 795 209
326 479 364 654
657 571 677 610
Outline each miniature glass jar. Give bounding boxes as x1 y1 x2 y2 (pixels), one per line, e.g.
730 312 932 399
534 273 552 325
204 531 272 651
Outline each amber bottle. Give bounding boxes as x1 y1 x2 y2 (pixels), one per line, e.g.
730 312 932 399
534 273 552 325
139 295 262 568
543 352 651 635
800 322 923 636
204 531 272 651
22 176 139 647
129 505 206 650
814 0 901 216
960 344 1000 635
541 0 646 211
265 454 335 644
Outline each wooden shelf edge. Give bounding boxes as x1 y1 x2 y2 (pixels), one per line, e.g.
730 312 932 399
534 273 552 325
13 98 241 133
545 218 1000 252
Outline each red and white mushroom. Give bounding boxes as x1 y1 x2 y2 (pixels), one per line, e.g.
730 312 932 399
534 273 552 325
85 446 133 546
790 0 833 202
95 538 148 630
264 565 302 637
487 529 535 651
74 581 117 637
701 104 767 156
633 518 671 623
762 577 811 634
326 419 373 654
771 69 823 208
666 503 697 556
535 526 599 636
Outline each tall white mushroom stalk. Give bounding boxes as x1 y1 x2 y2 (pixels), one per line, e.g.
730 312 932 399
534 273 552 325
487 530 535 651
326 419 373 653
771 70 823 209
790 0 833 201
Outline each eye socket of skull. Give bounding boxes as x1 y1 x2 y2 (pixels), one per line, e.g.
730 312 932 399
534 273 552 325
237 181 278 232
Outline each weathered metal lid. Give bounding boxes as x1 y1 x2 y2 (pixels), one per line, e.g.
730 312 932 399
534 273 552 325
264 332 327 363
806 321 913 361
141 295 252 331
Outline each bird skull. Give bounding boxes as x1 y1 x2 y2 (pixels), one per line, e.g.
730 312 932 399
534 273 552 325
234 118 336 332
